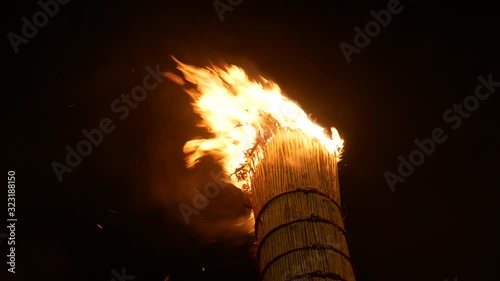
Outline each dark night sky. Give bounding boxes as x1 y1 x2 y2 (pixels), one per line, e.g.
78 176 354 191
3 0 499 281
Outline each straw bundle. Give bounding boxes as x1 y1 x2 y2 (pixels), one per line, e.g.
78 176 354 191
248 128 355 281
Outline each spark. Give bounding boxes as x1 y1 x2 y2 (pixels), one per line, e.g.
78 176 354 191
0 233 7 244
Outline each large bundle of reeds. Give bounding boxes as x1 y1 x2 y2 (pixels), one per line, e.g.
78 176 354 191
249 128 355 281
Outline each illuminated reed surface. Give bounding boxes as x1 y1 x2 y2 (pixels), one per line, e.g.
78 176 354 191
249 128 355 281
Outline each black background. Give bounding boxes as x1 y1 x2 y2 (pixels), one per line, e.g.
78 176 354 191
3 0 499 281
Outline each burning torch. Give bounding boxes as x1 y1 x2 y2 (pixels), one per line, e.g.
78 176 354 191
168 57 356 281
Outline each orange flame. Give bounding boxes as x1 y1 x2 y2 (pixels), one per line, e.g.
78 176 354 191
169 57 344 192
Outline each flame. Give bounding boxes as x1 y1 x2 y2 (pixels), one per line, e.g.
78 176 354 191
169 57 344 192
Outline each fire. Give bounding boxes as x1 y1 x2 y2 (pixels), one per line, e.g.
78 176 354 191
168 57 344 192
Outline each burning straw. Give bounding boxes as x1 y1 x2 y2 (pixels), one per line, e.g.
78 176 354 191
168 57 356 281
250 128 354 281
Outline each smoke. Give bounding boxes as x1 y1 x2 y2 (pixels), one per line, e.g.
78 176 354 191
194 209 255 246
144 76 256 251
